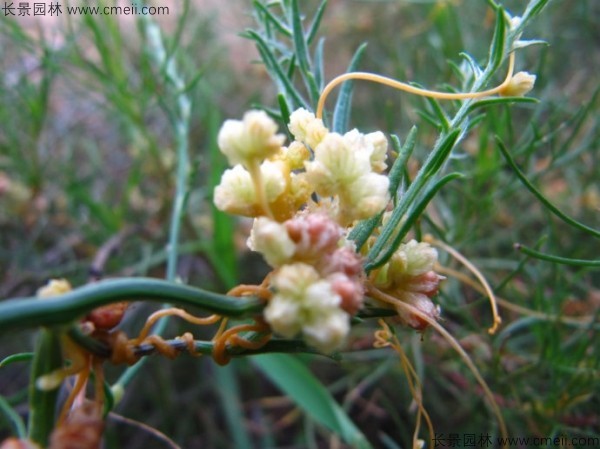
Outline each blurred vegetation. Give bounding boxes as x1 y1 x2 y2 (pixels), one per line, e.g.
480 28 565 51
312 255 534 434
0 0 598 448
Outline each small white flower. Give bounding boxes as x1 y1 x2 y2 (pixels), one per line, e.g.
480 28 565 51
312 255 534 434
396 240 438 276
302 309 349 354
264 263 350 353
305 132 371 197
288 108 328 149
365 131 388 173
343 172 390 222
500 71 536 97
247 217 296 267
213 165 257 216
280 141 311 170
37 279 72 298
218 110 285 167
373 240 439 291
284 213 343 262
213 161 287 217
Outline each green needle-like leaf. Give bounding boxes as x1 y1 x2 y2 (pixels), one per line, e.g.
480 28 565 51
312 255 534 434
332 43 368 133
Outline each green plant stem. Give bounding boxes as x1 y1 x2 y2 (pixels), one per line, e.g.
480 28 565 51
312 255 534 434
115 15 193 390
497 138 600 239
27 329 62 447
514 244 600 267
0 395 27 439
0 278 264 333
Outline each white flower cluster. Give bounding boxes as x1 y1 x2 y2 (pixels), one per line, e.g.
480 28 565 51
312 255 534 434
214 108 390 225
249 214 364 353
213 109 391 352
371 240 444 330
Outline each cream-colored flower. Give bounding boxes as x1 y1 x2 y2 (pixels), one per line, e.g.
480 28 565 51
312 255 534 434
264 263 350 353
305 132 371 197
373 240 438 289
288 108 328 149
284 213 343 262
399 240 438 276
500 71 536 97
302 309 349 354
218 110 285 166
341 172 390 223
213 165 257 216
213 161 287 217
365 131 388 173
247 217 296 267
37 279 72 298
280 141 311 170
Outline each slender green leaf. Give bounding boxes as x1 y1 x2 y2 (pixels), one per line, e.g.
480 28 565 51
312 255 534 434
0 395 27 439
0 278 265 332
313 37 325 91
496 138 600 238
253 354 372 448
468 96 538 112
245 30 308 109
278 93 293 139
290 0 311 74
487 6 506 73
253 0 292 37
459 52 483 80
28 329 62 447
366 129 460 271
514 244 600 268
0 353 34 368
215 363 253 449
307 0 328 45
389 130 416 198
332 43 368 133
423 95 451 131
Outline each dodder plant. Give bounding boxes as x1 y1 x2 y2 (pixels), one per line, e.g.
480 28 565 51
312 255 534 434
2 0 596 448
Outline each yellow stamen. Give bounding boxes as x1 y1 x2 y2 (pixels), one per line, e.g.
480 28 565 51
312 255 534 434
316 52 515 120
424 234 502 334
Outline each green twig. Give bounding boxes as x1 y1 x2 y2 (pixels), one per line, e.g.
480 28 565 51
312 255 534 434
497 137 600 239
0 394 27 439
0 278 264 333
514 244 600 268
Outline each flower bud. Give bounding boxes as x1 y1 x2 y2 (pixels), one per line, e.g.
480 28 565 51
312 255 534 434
365 131 388 173
284 213 342 262
500 71 536 97
213 161 287 217
218 110 285 166
247 217 296 267
264 263 350 353
288 108 328 149
37 279 72 298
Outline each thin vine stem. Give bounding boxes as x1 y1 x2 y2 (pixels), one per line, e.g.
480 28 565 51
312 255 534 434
316 52 515 119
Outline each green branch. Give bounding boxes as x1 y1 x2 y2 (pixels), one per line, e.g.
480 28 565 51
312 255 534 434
0 278 265 333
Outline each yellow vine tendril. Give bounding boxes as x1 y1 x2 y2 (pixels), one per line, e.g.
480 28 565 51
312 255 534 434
367 285 508 447
316 52 515 120
375 319 434 448
424 234 502 334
